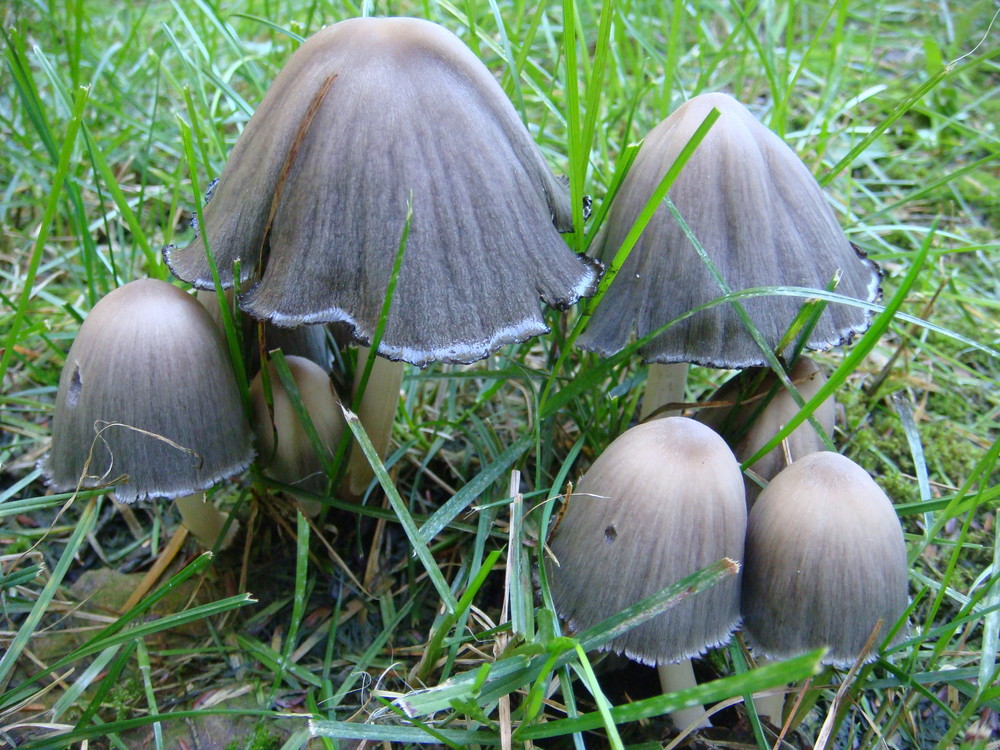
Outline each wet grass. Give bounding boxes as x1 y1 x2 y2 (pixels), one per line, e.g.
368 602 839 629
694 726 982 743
1 0 998 748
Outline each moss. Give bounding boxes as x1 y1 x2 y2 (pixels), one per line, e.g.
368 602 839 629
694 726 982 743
224 723 283 750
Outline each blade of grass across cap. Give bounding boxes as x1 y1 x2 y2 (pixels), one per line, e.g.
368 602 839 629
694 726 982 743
583 141 641 248
0 82 88 388
540 107 720 410
270 350 337 479
0 495 98 699
741 220 936 472
178 109 251 408
343 409 458 613
562 0 584 252
518 651 824 740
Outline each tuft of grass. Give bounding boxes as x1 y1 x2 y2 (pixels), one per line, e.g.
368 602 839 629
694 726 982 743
1 0 997 748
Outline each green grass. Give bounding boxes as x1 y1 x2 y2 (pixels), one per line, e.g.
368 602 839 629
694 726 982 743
1 0 998 748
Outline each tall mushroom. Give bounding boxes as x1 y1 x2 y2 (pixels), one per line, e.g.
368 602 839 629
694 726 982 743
547 417 746 730
43 279 254 547
578 92 880 417
164 16 600 495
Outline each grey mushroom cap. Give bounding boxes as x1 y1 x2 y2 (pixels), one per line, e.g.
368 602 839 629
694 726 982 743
43 279 254 503
741 451 909 667
250 355 345 493
164 16 600 368
548 417 746 665
697 356 835 506
578 92 881 368
196 288 332 376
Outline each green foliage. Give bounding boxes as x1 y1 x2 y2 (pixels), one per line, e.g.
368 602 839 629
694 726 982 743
1 0 997 748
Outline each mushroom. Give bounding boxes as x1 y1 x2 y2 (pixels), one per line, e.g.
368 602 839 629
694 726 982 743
250 354 346 513
578 92 880 418
197 288 332 377
741 451 909 669
547 417 746 730
164 16 600 495
164 16 599 364
43 279 254 547
697 356 835 506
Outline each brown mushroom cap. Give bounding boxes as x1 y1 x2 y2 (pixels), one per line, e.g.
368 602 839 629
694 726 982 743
741 451 909 667
165 16 599 367
250 355 344 493
578 92 881 368
697 356 835 506
43 279 253 503
548 417 746 664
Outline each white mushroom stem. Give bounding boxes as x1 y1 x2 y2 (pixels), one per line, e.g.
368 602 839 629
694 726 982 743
749 657 786 726
174 493 236 549
658 660 712 730
347 347 404 496
640 363 689 420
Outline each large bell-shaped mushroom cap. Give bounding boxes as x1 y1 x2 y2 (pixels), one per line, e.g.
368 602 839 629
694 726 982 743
741 451 909 667
165 16 600 368
697 356 835 506
43 278 254 503
547 417 746 665
578 92 881 368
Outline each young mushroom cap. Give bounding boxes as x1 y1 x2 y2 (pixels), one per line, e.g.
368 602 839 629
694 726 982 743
165 16 600 367
43 279 253 503
548 417 746 664
250 355 345 493
697 356 835 506
578 92 881 368
741 451 909 667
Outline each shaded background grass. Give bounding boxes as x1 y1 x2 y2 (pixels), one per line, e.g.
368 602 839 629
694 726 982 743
1 0 998 747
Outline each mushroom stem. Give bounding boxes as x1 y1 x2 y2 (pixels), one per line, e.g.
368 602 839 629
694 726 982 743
640 363 689 420
749 657 786 726
657 660 712 730
174 493 236 549
346 348 404 496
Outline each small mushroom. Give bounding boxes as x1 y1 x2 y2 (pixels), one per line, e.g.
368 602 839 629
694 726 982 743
741 451 909 668
697 356 835 506
578 92 881 417
250 354 346 513
547 417 746 729
43 279 253 546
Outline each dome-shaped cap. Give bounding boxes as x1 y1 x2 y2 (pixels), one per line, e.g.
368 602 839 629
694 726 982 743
548 417 746 664
579 92 881 368
43 279 254 502
165 17 600 367
250 355 345 493
741 451 909 667
697 356 835 506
